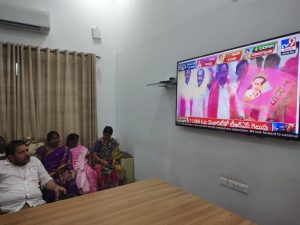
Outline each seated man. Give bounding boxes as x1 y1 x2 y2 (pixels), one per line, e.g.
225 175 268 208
0 140 66 214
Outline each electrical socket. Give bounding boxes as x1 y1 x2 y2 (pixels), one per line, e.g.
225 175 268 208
227 179 249 194
219 176 249 195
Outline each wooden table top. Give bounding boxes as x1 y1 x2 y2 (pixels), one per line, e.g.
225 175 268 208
0 178 256 225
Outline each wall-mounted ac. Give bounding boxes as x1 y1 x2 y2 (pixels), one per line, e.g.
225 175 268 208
0 2 50 34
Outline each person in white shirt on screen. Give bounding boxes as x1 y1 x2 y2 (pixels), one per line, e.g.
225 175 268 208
192 69 209 117
0 140 66 214
177 69 193 116
207 63 239 119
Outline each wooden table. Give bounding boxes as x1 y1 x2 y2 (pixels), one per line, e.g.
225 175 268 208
0 178 256 225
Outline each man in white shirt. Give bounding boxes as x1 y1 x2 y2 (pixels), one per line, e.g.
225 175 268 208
177 69 193 116
0 140 66 214
192 69 209 117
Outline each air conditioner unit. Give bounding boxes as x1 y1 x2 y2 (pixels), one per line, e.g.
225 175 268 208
0 2 50 34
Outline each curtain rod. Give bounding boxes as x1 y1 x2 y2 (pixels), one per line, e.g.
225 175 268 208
1 42 101 59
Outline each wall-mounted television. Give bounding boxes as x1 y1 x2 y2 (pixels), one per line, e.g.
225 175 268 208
176 31 300 140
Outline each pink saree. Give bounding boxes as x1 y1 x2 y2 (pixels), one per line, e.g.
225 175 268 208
70 145 98 193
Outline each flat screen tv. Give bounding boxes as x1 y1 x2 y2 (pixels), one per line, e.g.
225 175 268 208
176 31 300 140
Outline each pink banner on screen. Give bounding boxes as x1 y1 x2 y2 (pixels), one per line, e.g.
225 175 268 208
237 65 298 123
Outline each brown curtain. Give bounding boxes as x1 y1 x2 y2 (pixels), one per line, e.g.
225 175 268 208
0 43 97 148
0 43 17 141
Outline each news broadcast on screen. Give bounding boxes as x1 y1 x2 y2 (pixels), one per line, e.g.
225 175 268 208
176 32 300 140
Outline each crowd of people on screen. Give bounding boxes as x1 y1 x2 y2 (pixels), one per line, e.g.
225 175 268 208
177 52 298 124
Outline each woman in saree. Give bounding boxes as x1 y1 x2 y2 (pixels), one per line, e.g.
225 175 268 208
92 126 126 190
36 131 80 202
66 133 98 194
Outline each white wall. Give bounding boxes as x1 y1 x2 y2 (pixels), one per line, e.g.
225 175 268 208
115 0 300 225
0 0 117 138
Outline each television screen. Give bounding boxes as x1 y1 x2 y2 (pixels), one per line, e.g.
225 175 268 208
176 32 300 140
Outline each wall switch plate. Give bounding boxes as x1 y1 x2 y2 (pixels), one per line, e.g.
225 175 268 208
92 27 101 39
